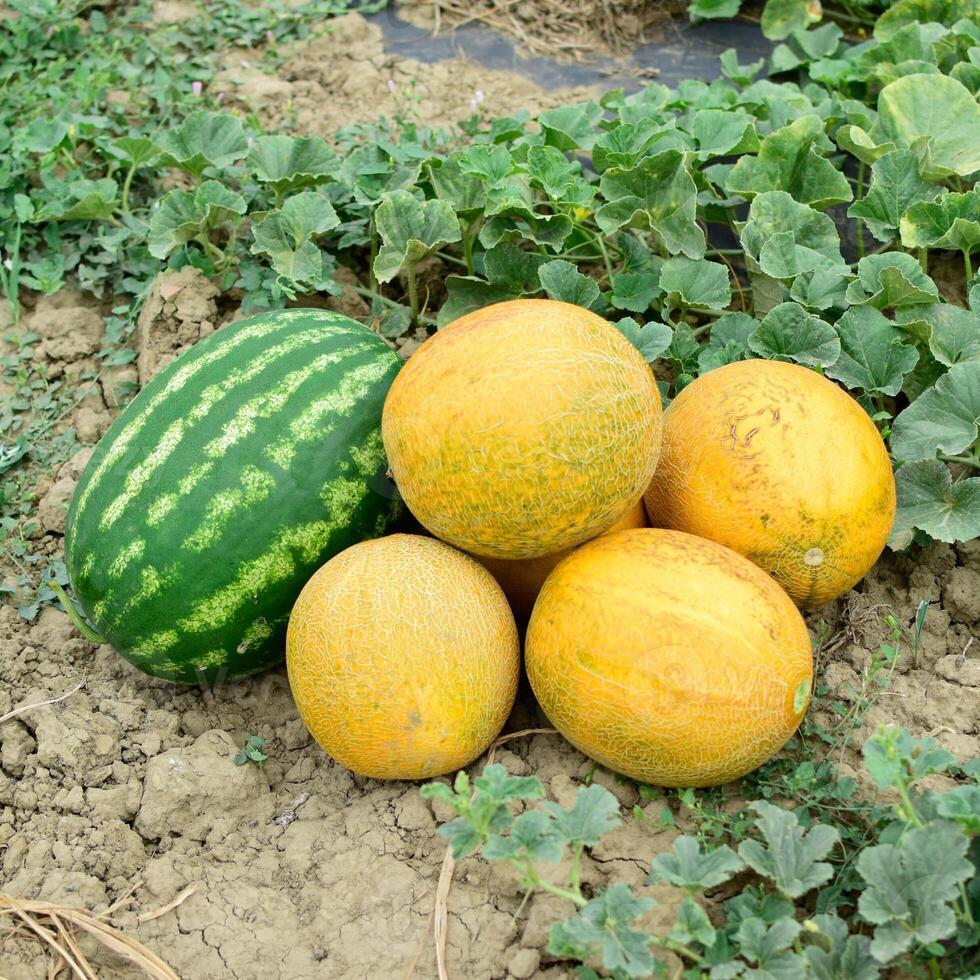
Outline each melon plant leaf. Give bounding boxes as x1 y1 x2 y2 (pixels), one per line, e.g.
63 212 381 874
726 115 853 208
770 22 843 72
671 896 717 948
110 135 162 167
835 125 897 169
877 74 980 178
596 150 705 259
485 241 549 293
934 785 980 833
373 189 462 284
691 109 759 160
538 100 604 151
148 181 246 259
892 460 980 545
844 253 940 308
720 48 765 86
848 149 940 243
875 0 980 41
897 304 980 366
613 317 673 363
648 835 745 891
592 121 667 173
34 178 119 222
548 884 655 978
538 260 602 311
484 810 565 863
700 311 758 370
803 913 880 980
890 360 980 460
246 134 338 195
540 784 621 847
480 212 574 251
250 191 340 283
610 272 661 312
473 764 545 804
660 256 731 311
760 0 822 39
734 915 802 966
689 0 742 19
740 191 843 281
748 303 841 368
426 154 487 215
155 111 249 177
856 822 973 962
439 277 517 325
826 306 919 396
900 189 980 254
459 144 514 185
526 144 583 199
738 801 840 899
789 265 851 311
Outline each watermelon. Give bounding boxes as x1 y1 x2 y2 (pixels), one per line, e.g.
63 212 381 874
64 308 402 684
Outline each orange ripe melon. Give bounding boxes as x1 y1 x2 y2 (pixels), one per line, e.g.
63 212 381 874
286 534 520 780
525 528 813 788
381 299 662 560
477 499 648 621
644 359 895 608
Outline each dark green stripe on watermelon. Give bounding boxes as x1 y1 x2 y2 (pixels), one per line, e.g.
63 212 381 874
65 308 403 684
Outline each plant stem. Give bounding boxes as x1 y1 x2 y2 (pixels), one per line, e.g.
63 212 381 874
963 249 973 290
896 778 924 828
856 161 866 260
918 247 928 275
939 454 980 472
120 161 138 213
568 844 583 901
405 256 420 326
593 232 615 285
50 582 108 645
368 216 378 294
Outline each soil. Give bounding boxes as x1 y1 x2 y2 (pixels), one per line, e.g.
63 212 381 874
1 9 978 980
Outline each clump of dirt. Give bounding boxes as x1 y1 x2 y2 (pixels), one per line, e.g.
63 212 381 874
212 13 598 141
397 0 687 61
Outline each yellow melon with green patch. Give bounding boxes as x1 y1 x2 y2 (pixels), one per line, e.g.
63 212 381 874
476 499 648 621
644 359 895 608
286 533 520 780
381 299 662 560
526 528 812 788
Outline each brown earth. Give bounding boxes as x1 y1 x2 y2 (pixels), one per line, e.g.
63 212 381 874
1 10 979 980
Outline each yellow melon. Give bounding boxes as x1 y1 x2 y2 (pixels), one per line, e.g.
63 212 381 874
477 499 648 621
526 528 812 788
286 534 520 780
644 359 895 608
381 299 662 560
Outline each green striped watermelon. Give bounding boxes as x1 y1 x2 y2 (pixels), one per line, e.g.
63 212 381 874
64 308 403 684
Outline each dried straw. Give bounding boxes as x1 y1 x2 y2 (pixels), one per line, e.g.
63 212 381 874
0 884 197 980
398 0 685 61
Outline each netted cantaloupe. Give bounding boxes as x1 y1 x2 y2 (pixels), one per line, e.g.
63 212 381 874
644 359 895 608
477 499 648 621
526 529 812 788
286 534 520 780
381 299 662 560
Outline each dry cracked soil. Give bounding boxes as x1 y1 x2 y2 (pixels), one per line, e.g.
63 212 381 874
1 10 979 980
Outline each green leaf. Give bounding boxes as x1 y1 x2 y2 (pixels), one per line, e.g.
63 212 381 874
898 303 980 366
770 22 843 72
893 460 980 545
250 191 340 283
835 125 897 169
613 317 673 363
110 136 162 167
660 256 731 311
538 101 604 151
877 73 980 178
426 153 487 215
876 0 980 42
671 896 716 947
596 151 705 258
648 835 745 890
549 884 655 979
246 135 338 194
439 277 517 326
484 810 565 862
689 0 742 19
155 111 249 177
538 260 602 310
826 306 919 396
526 145 583 199
720 48 764 85
761 0 823 39
34 178 119 222
373 189 462 284
735 915 802 965
727 115 853 208
691 109 759 160
790 265 851 311
848 149 940 243
740 191 843 281
934 785 980 832
148 181 246 259
485 241 549 292
862 727 955 788
749 303 841 367
540 784 621 847
474 764 545 804
890 360 980 461
610 272 661 312
804 913 880 980
459 144 514 184
857 822 972 961
844 253 940 308
700 312 758 371
23 118 70 153
900 189 980 254
738 801 840 899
